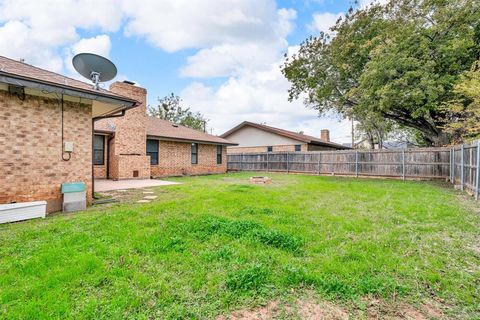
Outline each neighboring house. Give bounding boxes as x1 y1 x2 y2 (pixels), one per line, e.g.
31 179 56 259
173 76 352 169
220 121 349 153
0 55 137 212
93 81 236 180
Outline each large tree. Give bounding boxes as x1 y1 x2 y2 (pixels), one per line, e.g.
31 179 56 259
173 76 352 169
282 0 480 146
148 93 208 132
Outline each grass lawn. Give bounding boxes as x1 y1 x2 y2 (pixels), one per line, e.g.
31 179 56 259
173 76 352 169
1 173 479 319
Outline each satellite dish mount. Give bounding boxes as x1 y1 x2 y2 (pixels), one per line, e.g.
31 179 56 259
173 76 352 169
90 71 101 90
72 53 117 90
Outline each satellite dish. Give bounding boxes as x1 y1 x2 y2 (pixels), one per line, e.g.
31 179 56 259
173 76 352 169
72 53 117 90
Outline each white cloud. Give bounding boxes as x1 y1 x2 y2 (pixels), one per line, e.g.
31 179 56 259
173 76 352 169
309 12 343 34
179 8 295 78
181 52 351 143
64 34 112 76
0 0 121 71
122 0 283 52
70 35 112 58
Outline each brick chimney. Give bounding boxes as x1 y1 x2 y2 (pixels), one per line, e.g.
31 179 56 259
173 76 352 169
320 129 330 142
100 81 150 180
108 81 147 156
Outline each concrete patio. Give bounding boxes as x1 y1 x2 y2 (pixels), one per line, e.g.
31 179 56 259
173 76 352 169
94 179 179 192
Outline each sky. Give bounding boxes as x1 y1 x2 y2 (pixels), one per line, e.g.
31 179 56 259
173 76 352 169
0 0 378 143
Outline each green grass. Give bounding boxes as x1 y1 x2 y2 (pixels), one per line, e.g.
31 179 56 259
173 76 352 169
0 173 479 319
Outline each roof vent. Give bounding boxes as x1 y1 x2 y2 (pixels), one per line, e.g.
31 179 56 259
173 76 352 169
172 124 179 128
123 80 136 85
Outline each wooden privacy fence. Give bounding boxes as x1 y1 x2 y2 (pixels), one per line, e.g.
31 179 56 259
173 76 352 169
450 141 480 200
227 141 480 200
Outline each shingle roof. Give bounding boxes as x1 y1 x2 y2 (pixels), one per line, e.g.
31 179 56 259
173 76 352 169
0 55 136 103
220 121 349 149
146 117 236 145
95 116 237 145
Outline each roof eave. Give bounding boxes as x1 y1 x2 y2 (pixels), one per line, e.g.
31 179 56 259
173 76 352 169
147 134 238 146
0 72 137 107
221 121 310 143
309 140 351 149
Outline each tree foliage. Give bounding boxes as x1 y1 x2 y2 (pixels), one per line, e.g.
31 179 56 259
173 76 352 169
442 61 480 143
148 93 208 132
282 0 480 146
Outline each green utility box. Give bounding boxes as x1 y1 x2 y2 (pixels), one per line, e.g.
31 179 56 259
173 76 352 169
61 182 86 212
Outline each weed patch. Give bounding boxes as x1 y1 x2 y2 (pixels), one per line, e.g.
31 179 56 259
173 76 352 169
226 263 270 292
193 216 303 252
201 246 235 262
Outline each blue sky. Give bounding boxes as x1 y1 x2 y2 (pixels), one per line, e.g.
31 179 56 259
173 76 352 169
0 0 369 142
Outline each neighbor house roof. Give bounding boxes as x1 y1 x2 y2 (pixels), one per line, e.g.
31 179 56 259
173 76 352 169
220 121 350 149
0 55 137 107
95 116 237 146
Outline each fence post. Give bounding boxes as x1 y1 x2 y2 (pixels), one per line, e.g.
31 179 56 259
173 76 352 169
449 148 452 182
266 152 269 172
402 149 406 180
470 146 474 190
332 151 335 175
461 144 464 191
304 153 307 173
476 141 480 200
355 150 358 177
452 148 455 184
286 153 289 174
317 153 321 175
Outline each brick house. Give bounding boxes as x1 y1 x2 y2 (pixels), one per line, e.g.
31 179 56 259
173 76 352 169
0 56 138 212
93 81 236 180
0 55 235 214
220 121 349 153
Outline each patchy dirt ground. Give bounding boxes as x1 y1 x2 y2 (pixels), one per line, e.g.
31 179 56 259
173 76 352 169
217 297 446 320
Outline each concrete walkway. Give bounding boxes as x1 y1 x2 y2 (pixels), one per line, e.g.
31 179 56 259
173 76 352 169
94 179 179 192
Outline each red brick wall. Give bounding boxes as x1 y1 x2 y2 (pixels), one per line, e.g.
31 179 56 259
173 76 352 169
0 90 92 213
116 155 151 179
150 141 226 177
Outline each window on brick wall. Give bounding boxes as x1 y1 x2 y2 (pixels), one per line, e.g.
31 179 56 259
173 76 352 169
294 144 301 152
191 143 198 164
217 145 223 164
93 135 104 165
267 146 273 153
146 139 159 165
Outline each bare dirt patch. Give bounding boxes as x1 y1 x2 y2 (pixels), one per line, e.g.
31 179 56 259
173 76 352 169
361 298 446 319
217 301 280 320
296 300 349 319
218 299 349 320
219 297 446 320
